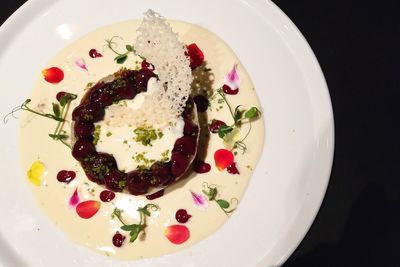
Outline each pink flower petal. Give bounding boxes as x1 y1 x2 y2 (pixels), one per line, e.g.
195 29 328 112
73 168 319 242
224 64 240 90
75 58 88 71
69 188 80 208
190 191 208 210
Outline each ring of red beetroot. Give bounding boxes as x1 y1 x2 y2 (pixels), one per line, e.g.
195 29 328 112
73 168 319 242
71 68 199 195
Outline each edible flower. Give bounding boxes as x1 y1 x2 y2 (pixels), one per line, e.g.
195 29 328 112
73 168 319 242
68 188 80 208
186 43 204 69
75 58 88 71
214 149 234 171
190 191 208 210
76 200 101 219
42 67 64 84
223 64 240 94
27 160 46 186
164 225 190 244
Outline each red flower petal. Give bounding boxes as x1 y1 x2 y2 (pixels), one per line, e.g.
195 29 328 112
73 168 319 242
214 149 234 171
42 67 64 84
76 200 100 219
164 225 190 244
186 43 204 69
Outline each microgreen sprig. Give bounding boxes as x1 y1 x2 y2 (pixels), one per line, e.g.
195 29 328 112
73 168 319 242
213 88 261 153
202 182 238 216
105 36 136 64
4 93 77 148
111 204 159 243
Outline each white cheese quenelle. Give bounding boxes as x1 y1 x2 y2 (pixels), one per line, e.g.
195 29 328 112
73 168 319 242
19 14 264 260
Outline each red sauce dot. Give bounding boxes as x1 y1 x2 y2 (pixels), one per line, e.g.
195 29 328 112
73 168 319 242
56 91 67 101
193 159 211 173
56 170 76 183
99 190 115 202
175 209 192 223
227 162 240 174
146 189 164 200
89 49 103 58
222 84 239 95
112 231 126 247
208 119 227 133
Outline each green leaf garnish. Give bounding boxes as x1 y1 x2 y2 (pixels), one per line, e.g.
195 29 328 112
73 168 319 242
105 36 136 64
52 103 61 118
115 54 128 64
211 88 261 154
111 204 159 244
216 199 230 209
244 107 260 119
202 183 238 216
4 94 77 148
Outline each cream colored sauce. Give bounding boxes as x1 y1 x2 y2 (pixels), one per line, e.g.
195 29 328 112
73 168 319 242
19 20 264 260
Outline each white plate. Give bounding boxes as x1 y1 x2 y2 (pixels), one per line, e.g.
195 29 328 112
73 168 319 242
0 0 334 266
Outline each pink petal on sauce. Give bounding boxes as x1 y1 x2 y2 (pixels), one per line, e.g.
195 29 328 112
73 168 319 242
224 64 240 90
190 191 208 210
75 58 88 71
69 188 80 208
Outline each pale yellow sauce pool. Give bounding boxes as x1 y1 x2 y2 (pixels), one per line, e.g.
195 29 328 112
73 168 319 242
19 20 264 260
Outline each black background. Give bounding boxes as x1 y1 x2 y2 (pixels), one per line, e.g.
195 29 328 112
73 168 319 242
1 1 399 266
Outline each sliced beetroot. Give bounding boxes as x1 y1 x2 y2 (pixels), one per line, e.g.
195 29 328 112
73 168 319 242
173 136 197 156
89 88 114 107
82 153 117 184
171 152 189 178
126 171 150 195
72 139 96 160
72 103 105 123
150 162 172 186
104 170 126 192
73 122 94 139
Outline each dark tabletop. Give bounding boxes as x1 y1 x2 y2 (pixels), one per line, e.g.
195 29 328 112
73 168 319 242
1 1 399 266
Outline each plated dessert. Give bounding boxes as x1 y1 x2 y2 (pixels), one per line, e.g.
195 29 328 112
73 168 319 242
16 10 264 259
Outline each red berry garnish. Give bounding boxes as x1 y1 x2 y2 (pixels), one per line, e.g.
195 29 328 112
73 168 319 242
99 190 115 202
112 231 126 247
209 119 227 133
175 209 192 223
89 49 103 58
42 67 64 84
186 43 204 69
227 162 240 174
193 159 211 173
57 170 76 183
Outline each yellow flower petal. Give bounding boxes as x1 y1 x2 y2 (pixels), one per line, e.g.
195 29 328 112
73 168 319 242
223 128 241 150
27 161 46 186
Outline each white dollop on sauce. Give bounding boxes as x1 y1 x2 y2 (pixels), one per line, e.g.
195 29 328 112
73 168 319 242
95 78 184 171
